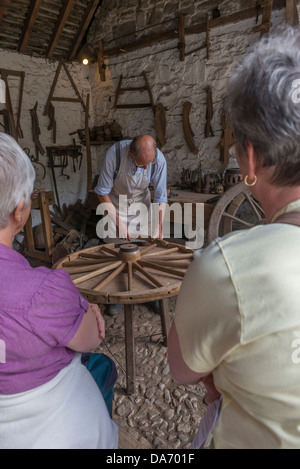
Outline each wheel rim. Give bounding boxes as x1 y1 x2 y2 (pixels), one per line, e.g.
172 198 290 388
55 239 194 304
207 181 265 244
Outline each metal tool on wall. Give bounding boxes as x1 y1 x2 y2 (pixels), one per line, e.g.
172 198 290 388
24 147 46 180
46 145 82 212
205 85 214 138
30 101 45 160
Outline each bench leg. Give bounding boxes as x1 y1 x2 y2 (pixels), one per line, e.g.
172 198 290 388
124 304 135 394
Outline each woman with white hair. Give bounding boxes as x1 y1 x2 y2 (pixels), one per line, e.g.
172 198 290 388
0 133 118 449
168 26 300 449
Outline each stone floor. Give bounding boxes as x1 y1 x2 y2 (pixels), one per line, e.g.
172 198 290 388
96 298 208 450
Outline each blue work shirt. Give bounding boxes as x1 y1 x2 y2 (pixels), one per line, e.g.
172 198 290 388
94 140 168 204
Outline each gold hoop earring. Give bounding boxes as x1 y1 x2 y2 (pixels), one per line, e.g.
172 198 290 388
244 175 257 187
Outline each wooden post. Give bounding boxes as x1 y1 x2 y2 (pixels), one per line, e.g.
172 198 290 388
85 93 92 199
286 0 299 25
159 298 170 347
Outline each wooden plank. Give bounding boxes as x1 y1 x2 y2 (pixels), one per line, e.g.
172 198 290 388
104 7 259 58
39 190 55 257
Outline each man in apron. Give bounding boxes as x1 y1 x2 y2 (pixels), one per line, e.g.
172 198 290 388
94 135 168 315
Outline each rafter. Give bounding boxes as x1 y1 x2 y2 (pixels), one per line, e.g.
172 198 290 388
68 0 100 60
17 0 43 53
47 0 75 58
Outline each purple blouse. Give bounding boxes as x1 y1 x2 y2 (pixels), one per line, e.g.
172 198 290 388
0 243 89 394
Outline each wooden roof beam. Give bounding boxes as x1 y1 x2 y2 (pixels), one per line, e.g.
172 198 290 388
47 0 75 58
68 0 100 61
17 0 43 53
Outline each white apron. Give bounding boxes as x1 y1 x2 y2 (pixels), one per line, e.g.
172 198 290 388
110 152 151 237
0 354 118 449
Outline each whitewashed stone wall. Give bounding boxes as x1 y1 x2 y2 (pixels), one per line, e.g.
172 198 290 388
88 0 287 185
0 49 96 221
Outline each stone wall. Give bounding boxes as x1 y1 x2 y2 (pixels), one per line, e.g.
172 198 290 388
0 49 96 222
87 0 287 185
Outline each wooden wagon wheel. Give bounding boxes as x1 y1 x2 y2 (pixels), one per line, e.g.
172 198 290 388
207 181 265 243
55 239 194 393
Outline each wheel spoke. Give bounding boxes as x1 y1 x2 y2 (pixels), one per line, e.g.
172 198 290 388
222 212 254 227
243 192 264 221
133 262 163 287
138 259 186 278
142 247 179 257
127 261 133 291
73 261 122 285
93 263 126 291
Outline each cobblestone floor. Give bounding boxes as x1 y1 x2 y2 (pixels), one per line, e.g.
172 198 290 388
96 298 208 450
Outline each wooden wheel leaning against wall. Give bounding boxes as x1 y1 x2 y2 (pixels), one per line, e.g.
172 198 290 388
207 181 266 244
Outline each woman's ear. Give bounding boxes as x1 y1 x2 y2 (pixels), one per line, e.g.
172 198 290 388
246 142 259 180
12 197 26 224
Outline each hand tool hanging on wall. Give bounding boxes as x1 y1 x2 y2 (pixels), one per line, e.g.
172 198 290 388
205 86 214 138
0 69 25 141
47 102 57 143
30 101 45 160
178 11 210 59
182 102 199 154
113 72 155 111
23 147 46 180
44 61 86 142
154 103 166 149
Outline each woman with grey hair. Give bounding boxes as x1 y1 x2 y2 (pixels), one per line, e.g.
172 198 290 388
168 26 300 449
0 133 118 449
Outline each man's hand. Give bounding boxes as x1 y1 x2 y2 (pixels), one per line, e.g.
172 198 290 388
117 218 131 240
